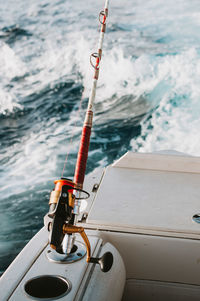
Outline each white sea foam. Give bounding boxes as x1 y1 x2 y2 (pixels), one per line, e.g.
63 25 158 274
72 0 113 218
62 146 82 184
131 48 200 155
0 89 22 115
0 42 26 80
0 42 25 114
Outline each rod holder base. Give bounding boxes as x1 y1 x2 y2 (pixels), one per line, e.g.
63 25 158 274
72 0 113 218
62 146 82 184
46 241 86 263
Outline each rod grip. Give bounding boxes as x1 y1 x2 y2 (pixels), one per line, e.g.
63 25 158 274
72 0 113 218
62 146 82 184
74 125 91 188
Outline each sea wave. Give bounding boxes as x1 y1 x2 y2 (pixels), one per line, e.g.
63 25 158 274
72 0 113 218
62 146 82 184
131 48 200 155
0 89 23 115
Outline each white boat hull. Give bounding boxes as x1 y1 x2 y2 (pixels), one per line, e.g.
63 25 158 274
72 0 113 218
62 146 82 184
1 151 200 300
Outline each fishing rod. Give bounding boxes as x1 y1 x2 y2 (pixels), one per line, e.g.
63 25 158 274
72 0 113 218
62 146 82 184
45 0 113 273
74 0 109 190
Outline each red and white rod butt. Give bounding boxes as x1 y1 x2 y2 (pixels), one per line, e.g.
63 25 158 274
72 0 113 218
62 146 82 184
74 111 93 188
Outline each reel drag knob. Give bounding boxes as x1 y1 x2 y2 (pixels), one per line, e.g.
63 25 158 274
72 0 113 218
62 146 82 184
89 252 113 273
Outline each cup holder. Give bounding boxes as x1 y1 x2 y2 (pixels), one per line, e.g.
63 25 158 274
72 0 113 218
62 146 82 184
24 275 71 300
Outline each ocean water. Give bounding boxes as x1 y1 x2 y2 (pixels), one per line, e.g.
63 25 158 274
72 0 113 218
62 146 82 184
1 0 200 274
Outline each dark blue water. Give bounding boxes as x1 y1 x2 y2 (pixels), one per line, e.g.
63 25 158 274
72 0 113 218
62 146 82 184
1 0 200 275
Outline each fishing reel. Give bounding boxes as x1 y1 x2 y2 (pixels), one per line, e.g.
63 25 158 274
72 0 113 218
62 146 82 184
46 178 87 253
44 178 113 273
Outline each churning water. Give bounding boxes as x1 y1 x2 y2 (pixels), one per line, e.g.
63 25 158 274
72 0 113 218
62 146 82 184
1 0 200 274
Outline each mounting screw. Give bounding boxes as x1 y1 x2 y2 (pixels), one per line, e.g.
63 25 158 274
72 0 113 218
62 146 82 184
193 214 200 223
92 184 99 192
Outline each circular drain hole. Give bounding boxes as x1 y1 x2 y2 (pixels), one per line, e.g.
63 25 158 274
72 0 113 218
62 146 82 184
193 214 200 223
24 275 71 299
